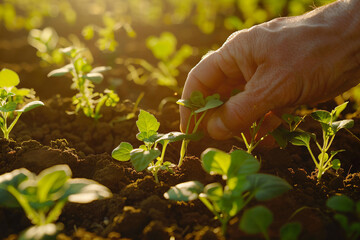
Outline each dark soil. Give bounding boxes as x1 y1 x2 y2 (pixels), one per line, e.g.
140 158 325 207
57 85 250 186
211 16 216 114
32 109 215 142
0 95 359 240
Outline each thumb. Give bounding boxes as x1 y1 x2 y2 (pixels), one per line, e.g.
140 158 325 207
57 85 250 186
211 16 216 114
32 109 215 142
206 89 274 140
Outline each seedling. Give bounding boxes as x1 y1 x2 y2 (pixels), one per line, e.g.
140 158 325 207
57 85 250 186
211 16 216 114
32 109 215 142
327 195 360 240
239 205 273 240
0 68 44 139
82 13 135 52
0 164 112 239
176 91 223 166
164 148 291 235
112 110 201 183
124 32 193 93
48 47 119 120
272 102 354 180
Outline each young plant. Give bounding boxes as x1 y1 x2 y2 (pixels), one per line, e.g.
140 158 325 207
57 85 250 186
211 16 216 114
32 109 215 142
124 32 193 93
48 47 119 120
326 195 360 240
112 110 200 183
0 68 44 139
0 164 112 239
273 102 354 180
176 91 223 166
164 148 291 235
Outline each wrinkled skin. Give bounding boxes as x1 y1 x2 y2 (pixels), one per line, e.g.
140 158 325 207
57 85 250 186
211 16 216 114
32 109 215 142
181 0 360 141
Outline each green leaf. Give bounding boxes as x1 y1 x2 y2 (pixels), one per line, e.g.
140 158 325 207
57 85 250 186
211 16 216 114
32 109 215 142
0 68 20 88
136 132 161 143
331 159 341 170
289 131 311 147
146 32 176 61
270 127 290 149
333 213 349 231
91 66 111 73
130 148 160 171
19 223 60 240
16 101 44 113
0 169 32 208
156 131 203 143
331 102 348 120
47 67 71 77
280 222 302 240
228 150 260 178
176 99 192 108
112 142 133 161
332 119 354 132
247 173 292 201
190 91 205 108
201 148 231 176
194 98 223 113
203 182 223 201
326 195 355 213
83 73 103 84
136 110 160 136
310 110 331 124
0 101 17 112
239 205 273 234
37 165 71 202
164 181 204 201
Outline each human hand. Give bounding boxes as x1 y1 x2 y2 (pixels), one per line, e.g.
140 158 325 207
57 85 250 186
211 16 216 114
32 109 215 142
180 0 360 140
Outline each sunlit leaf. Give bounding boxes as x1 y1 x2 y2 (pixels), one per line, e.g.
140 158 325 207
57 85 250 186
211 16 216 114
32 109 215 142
0 68 20 87
201 148 231 176
130 148 160 171
16 101 44 113
239 205 273 234
164 181 204 201
112 142 133 161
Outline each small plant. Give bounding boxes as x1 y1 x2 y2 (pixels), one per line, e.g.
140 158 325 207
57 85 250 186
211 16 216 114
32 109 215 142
0 68 44 139
239 205 273 240
82 13 135 52
326 195 360 240
124 32 193 93
164 148 291 235
176 91 223 166
28 27 64 66
112 110 201 183
48 47 119 120
272 102 354 180
0 164 112 239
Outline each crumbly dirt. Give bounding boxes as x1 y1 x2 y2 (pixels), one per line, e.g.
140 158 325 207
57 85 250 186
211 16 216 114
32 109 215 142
0 96 359 240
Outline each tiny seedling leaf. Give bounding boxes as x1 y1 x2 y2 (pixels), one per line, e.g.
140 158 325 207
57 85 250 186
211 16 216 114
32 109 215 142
203 182 223 201
239 205 273 234
130 148 161 171
331 102 348 120
164 181 204 201
280 222 302 240
0 168 32 208
156 131 203 143
271 127 290 149
47 67 71 77
84 73 104 84
331 159 341 170
64 178 112 203
201 148 231 177
112 142 133 161
0 68 20 87
136 110 160 135
228 150 260 178
16 101 44 113
310 110 331 124
332 119 354 132
91 66 111 73
326 195 355 213
289 131 311 147
247 173 292 201
190 91 205 108
194 98 223 113
0 101 17 112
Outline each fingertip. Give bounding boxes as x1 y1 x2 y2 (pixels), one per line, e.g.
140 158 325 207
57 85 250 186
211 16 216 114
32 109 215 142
207 113 233 140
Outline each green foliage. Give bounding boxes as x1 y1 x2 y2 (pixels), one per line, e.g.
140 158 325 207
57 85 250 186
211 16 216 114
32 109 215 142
82 13 135 52
0 165 112 239
327 195 360 240
177 91 223 166
48 47 119 120
28 27 64 66
165 148 291 235
280 222 302 240
125 32 193 93
0 68 44 139
239 205 273 239
112 110 200 183
272 102 354 180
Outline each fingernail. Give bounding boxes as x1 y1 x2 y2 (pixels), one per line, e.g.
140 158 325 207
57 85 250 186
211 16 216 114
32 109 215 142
208 116 232 140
